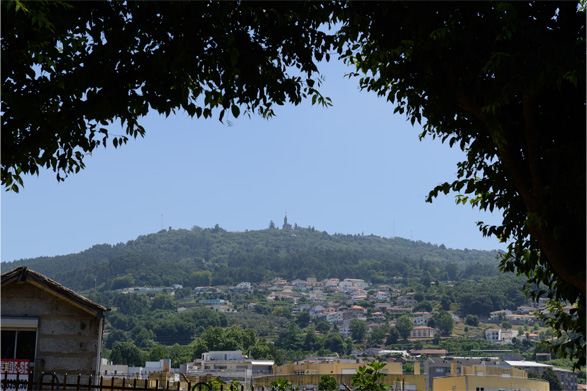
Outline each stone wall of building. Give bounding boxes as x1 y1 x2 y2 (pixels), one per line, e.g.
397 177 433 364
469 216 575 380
1 281 102 380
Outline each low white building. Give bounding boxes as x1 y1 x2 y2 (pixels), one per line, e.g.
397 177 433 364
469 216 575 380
339 322 351 337
411 312 432 326
326 311 344 324
339 279 369 291
187 351 274 387
231 282 253 292
485 328 519 344
485 328 501 343
373 292 388 301
101 359 177 380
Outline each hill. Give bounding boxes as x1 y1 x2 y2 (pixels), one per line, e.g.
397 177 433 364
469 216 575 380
3 225 502 291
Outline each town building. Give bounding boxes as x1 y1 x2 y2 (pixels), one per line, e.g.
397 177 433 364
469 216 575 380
488 309 513 322
505 313 537 325
411 312 432 326
410 326 437 339
432 362 549 391
1 266 109 382
485 328 519 344
424 357 510 390
506 360 578 391
231 282 253 293
339 279 369 291
265 360 425 391
186 350 273 388
101 359 175 380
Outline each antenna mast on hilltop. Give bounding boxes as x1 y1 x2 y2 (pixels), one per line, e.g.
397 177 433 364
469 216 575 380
161 214 163 230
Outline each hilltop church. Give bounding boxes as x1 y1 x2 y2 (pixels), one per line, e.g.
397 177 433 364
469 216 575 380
282 214 293 231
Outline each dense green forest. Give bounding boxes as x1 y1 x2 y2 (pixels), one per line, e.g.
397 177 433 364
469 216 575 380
3 225 502 291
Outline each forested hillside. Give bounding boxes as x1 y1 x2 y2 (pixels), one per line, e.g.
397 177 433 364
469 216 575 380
3 225 502 291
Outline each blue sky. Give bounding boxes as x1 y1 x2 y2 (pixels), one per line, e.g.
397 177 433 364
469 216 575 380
1 59 506 263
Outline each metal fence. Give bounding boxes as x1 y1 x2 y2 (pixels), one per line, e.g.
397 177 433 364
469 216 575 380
1 373 417 391
0 373 250 391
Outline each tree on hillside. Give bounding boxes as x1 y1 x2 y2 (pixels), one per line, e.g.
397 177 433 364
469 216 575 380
275 323 304 351
150 294 177 311
350 318 368 342
3 0 584 367
368 325 389 346
295 311 311 329
396 315 413 341
315 320 331 335
413 300 433 313
386 327 400 346
541 368 562 391
465 315 479 327
110 341 145 367
325 332 345 355
104 329 129 350
428 311 454 337
501 320 513 331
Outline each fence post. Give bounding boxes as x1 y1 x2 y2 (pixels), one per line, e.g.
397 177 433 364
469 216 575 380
37 372 60 391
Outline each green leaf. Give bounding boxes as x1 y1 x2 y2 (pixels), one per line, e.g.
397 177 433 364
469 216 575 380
231 104 240 118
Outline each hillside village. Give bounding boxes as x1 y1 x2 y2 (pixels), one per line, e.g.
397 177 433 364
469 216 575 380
92 276 582 390
116 276 571 346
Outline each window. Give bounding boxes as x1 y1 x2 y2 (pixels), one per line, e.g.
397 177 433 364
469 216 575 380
1 318 38 363
1 330 36 361
0 317 39 366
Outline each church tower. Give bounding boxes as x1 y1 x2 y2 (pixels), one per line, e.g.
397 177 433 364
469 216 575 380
282 213 293 230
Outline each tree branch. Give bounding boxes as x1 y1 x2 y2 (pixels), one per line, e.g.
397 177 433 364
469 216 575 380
451 83 585 300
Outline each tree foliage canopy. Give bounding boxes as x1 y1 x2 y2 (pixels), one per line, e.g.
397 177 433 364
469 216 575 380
318 375 338 391
333 1 585 367
2 0 584 368
2 1 333 190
